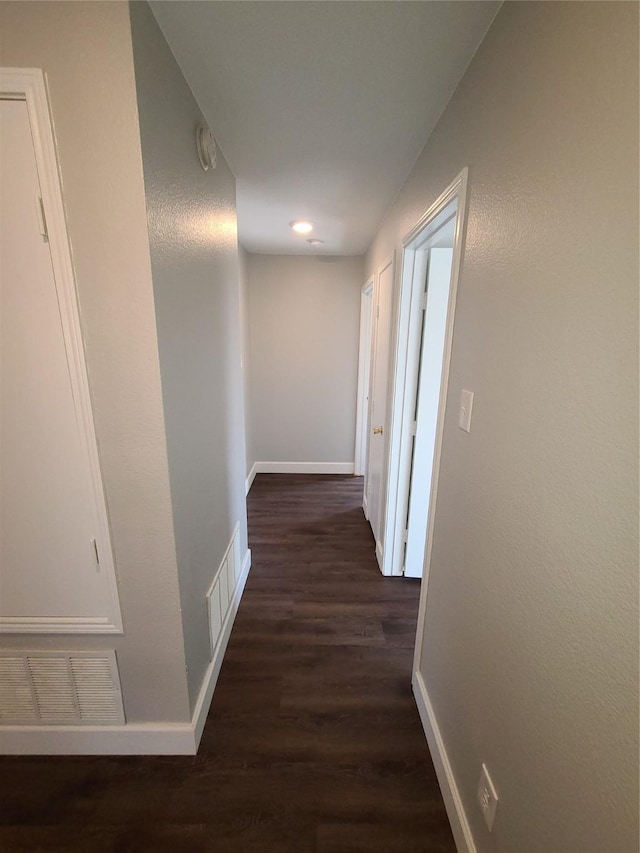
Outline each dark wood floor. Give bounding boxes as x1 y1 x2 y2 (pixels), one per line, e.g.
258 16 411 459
0 474 454 852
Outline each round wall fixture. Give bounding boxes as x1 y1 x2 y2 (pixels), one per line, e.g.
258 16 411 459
196 123 216 171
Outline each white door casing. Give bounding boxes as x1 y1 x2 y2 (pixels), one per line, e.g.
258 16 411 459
382 170 468 585
0 68 122 634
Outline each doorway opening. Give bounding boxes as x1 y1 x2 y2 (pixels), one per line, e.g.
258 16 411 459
381 169 469 580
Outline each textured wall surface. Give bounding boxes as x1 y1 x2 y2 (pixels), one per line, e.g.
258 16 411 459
238 245 254 478
366 3 638 851
247 254 364 465
0 1 190 723
130 1 248 714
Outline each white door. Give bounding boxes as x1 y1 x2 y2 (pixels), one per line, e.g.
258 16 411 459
366 258 393 565
0 90 120 632
404 249 453 577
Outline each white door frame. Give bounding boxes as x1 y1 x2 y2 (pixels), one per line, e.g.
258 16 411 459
0 68 122 634
354 278 374 477
381 168 469 578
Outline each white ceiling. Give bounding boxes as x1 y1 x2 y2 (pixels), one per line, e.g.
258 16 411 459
150 1 500 256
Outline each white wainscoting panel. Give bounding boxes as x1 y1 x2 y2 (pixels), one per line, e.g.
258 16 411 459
206 581 222 658
206 524 243 659
194 546 252 748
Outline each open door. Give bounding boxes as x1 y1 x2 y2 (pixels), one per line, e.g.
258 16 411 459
364 257 394 568
403 248 453 577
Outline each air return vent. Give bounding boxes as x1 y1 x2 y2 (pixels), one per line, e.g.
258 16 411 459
206 525 241 659
0 651 124 725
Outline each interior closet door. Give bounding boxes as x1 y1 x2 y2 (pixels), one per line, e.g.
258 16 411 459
366 258 393 566
403 248 453 578
0 91 121 632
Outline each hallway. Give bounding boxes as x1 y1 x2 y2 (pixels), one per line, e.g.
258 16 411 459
0 474 454 852
204 473 455 851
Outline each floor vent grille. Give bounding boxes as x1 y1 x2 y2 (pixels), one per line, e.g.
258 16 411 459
0 651 124 725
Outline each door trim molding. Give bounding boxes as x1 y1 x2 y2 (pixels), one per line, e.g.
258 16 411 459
382 169 469 580
409 168 470 666
0 68 122 634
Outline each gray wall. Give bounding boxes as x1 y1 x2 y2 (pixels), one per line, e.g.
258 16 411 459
130 2 249 714
366 2 638 851
0 0 190 723
246 254 363 467
238 245 254 479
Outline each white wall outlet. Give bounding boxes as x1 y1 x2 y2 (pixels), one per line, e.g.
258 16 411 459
477 762 498 831
458 388 474 433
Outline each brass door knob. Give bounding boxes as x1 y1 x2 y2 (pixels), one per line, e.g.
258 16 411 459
373 426 383 435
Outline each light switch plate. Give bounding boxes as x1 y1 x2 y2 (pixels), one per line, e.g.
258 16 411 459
477 762 498 831
458 389 474 433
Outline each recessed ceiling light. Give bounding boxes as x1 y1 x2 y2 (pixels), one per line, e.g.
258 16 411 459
307 239 324 246
290 220 313 234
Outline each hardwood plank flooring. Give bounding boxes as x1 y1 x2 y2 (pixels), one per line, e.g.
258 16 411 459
0 474 455 852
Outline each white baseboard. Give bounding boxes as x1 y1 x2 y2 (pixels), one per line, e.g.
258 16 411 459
254 461 355 475
362 492 368 518
245 462 257 495
375 539 384 571
412 669 476 853
0 548 252 757
0 722 196 755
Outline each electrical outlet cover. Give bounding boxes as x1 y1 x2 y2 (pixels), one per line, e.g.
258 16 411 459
477 763 498 832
